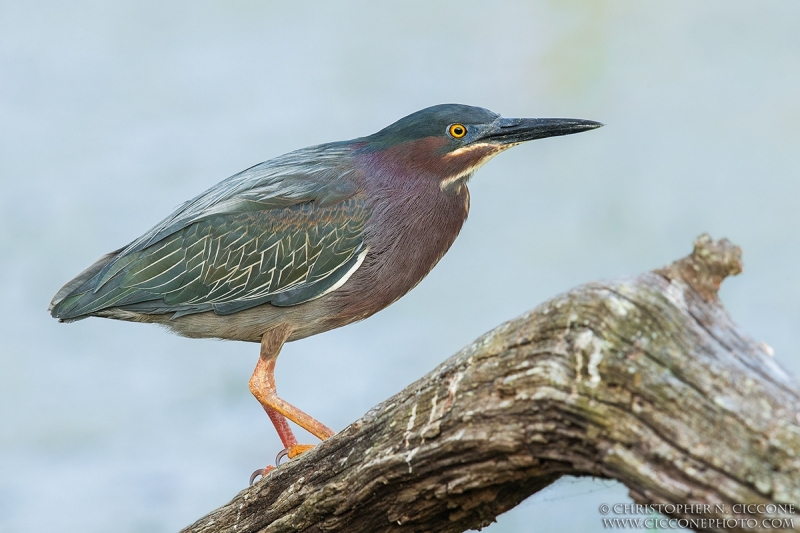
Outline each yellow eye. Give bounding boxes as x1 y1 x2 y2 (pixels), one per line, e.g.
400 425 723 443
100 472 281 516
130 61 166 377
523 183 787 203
448 123 467 138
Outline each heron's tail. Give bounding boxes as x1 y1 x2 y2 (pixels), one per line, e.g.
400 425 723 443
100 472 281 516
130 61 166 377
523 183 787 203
49 249 122 321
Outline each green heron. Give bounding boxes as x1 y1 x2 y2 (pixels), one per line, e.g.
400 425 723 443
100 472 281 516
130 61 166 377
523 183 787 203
49 104 601 482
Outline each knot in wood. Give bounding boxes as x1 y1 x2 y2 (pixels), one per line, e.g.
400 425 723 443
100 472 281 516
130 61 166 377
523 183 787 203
657 233 742 301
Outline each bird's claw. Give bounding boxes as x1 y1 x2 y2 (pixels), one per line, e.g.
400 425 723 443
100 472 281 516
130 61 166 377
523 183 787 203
250 444 316 485
249 465 275 486
276 444 316 465
275 448 289 465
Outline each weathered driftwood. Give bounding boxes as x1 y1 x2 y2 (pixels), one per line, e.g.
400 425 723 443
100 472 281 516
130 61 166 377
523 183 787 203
181 235 800 533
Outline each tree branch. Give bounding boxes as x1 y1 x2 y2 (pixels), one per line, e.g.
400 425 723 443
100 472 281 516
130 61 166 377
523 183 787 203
181 235 800 533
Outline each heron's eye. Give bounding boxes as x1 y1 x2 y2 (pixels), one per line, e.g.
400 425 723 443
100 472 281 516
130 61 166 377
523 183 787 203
448 124 467 138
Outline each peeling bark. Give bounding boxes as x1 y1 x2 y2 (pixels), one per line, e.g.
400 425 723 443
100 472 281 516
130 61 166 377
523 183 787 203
181 235 800 533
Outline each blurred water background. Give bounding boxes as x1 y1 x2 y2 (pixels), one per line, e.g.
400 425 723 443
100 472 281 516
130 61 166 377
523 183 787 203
1 1 799 531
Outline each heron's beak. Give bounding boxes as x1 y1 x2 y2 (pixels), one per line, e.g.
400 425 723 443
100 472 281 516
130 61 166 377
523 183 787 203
479 117 603 146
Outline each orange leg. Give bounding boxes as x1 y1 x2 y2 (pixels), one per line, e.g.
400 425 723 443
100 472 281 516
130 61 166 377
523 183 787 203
248 325 335 483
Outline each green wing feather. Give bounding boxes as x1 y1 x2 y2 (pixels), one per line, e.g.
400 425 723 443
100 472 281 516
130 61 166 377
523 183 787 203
50 143 370 320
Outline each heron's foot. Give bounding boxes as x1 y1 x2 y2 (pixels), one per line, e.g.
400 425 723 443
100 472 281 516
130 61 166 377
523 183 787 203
277 444 316 464
249 465 275 486
249 444 317 485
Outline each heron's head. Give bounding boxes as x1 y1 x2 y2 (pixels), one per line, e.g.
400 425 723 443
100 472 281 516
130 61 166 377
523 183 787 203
362 104 602 189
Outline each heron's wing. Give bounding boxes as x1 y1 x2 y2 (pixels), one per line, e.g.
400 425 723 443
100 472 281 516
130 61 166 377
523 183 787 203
50 143 370 319
108 142 359 262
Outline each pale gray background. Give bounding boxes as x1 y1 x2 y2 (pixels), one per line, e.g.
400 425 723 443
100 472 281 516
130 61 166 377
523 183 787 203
2 1 799 532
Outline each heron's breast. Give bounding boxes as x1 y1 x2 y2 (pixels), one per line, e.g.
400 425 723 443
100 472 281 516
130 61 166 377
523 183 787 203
326 183 470 322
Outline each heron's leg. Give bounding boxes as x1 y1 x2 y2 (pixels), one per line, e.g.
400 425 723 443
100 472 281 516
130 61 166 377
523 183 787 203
249 324 335 447
263 405 298 450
